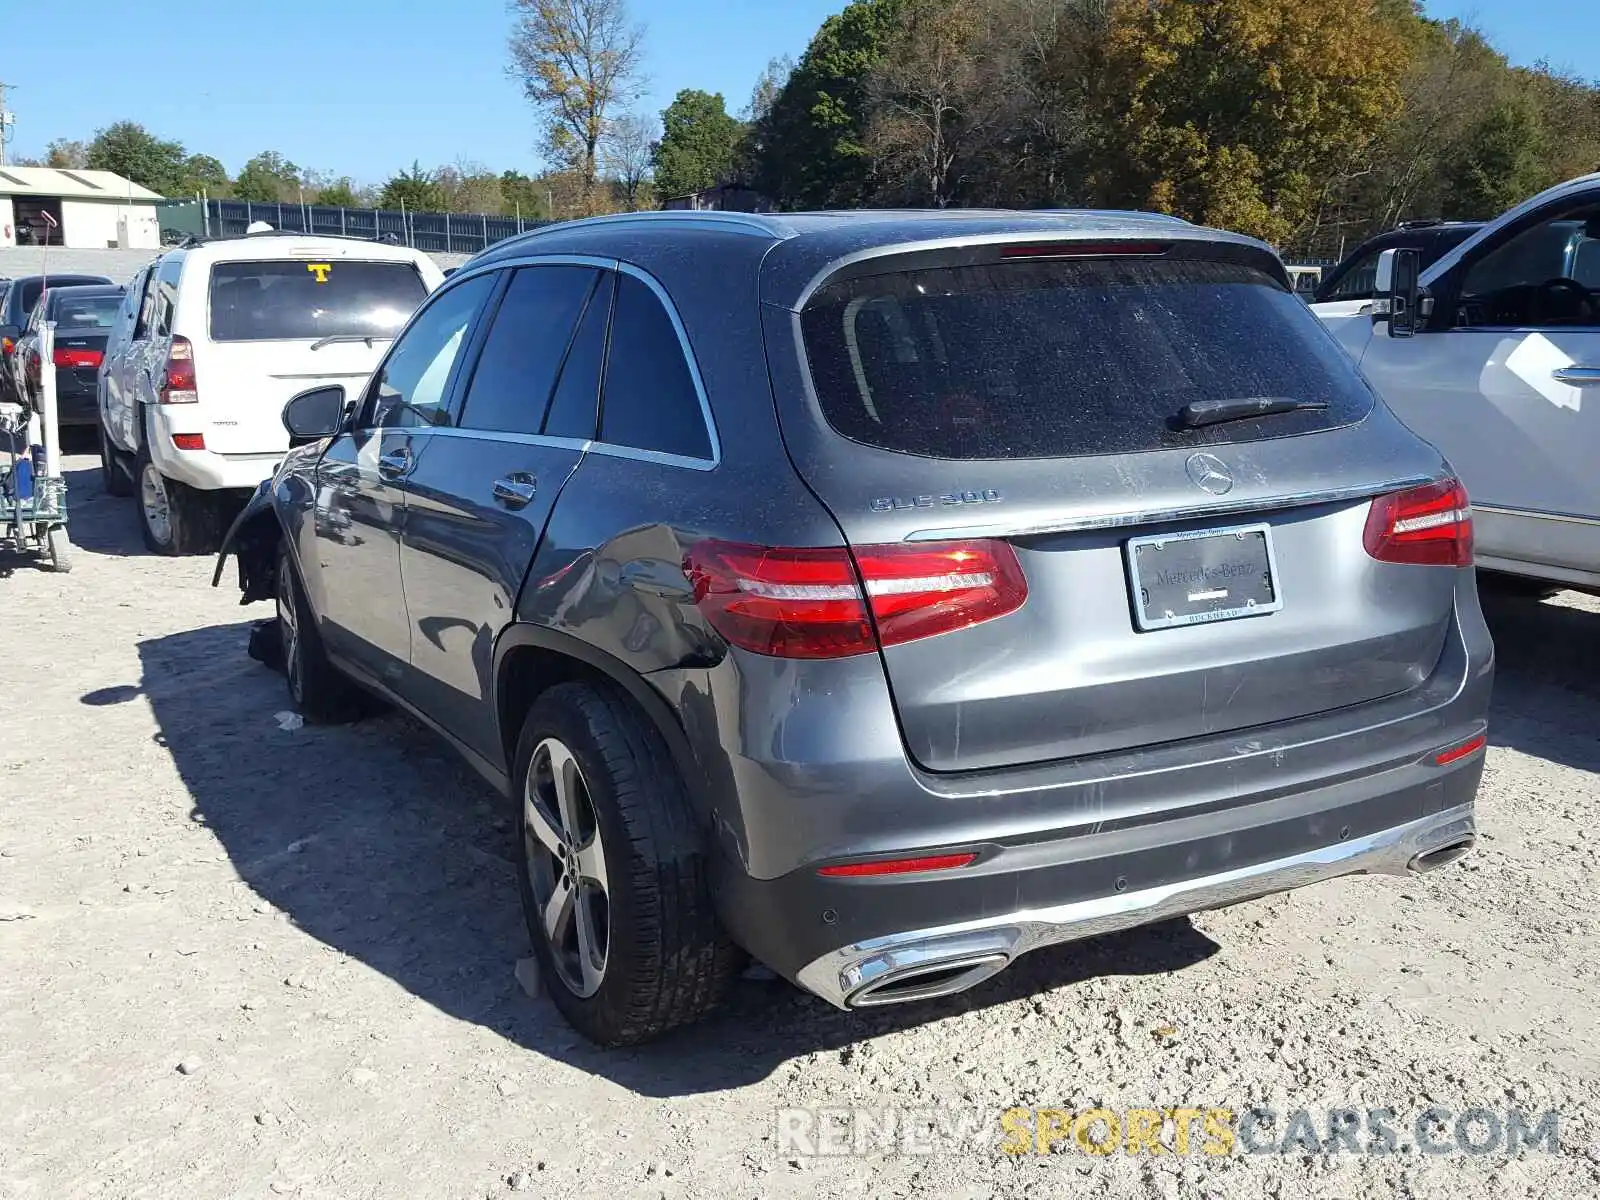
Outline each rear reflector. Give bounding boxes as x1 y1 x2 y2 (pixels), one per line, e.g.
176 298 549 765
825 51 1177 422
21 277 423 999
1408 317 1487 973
1364 478 1473 567
1001 241 1169 260
817 852 977 878
159 336 198 404
0 337 13 356
54 347 103 369
684 539 1027 659
1433 733 1486 766
171 433 206 451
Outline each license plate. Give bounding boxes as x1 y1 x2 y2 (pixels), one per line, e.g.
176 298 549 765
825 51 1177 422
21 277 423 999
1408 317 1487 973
1125 523 1282 631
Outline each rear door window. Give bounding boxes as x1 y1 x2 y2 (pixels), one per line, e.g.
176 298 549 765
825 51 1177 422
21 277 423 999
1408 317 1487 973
800 257 1376 459
208 259 427 342
542 271 614 441
598 274 713 461
457 265 598 436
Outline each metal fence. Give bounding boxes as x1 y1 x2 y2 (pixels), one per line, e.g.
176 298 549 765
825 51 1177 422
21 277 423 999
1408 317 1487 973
156 199 550 255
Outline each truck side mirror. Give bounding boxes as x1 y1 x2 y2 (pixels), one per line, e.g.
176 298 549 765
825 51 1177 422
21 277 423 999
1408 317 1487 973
1373 248 1422 338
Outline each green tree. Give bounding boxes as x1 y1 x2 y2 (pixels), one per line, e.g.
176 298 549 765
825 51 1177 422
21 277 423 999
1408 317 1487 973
379 162 446 211
653 90 740 199
1444 96 1554 220
750 0 904 209
313 178 361 207
233 152 303 203
85 122 188 195
179 154 230 197
499 170 550 219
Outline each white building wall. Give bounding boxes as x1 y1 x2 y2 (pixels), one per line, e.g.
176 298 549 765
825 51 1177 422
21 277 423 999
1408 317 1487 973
60 200 161 250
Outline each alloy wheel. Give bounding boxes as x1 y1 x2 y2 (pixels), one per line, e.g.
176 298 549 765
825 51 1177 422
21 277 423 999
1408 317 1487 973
140 465 172 547
524 737 610 998
276 564 304 704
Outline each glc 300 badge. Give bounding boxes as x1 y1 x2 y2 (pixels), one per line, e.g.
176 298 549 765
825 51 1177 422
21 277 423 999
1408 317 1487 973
871 490 1002 512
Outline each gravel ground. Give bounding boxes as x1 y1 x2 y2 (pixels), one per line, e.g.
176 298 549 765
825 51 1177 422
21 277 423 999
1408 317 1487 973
3 453 1599 1199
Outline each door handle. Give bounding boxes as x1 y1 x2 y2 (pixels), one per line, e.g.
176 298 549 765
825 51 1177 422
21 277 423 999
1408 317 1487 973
492 473 537 509
377 446 414 479
1552 366 1600 387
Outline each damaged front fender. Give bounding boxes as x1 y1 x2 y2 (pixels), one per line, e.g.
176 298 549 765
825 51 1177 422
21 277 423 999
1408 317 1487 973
212 478 283 604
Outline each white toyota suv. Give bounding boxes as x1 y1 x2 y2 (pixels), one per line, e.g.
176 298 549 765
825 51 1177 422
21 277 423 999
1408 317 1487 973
99 232 444 554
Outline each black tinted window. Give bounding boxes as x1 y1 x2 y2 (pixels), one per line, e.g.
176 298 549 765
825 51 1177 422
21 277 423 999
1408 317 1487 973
459 266 597 435
365 274 494 429
1325 252 1381 301
801 257 1375 460
543 272 613 440
209 260 427 342
599 274 712 460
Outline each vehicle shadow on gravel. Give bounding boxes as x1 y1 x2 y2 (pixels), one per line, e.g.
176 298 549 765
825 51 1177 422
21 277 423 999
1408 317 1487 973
131 619 1222 1096
1479 588 1600 774
59 463 146 557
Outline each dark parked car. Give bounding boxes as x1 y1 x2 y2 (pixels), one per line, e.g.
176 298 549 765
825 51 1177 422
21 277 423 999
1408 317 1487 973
1312 220 1486 308
0 272 115 405
14 284 124 426
217 210 1493 1046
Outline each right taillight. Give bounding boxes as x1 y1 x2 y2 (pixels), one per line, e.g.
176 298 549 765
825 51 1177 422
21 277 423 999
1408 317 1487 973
159 336 198 404
684 538 1028 659
1363 478 1473 567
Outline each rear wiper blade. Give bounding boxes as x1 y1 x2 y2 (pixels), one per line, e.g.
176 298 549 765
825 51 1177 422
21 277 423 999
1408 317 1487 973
310 334 390 351
1176 396 1328 429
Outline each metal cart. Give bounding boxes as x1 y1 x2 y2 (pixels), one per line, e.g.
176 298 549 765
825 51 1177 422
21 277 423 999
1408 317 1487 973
0 321 73 572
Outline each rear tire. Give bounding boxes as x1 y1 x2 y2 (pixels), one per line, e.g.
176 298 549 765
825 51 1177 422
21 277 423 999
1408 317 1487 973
135 432 218 556
99 422 132 497
275 547 363 723
514 682 739 1046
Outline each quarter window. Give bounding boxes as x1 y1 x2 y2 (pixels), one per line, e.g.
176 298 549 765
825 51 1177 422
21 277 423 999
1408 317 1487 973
599 274 713 461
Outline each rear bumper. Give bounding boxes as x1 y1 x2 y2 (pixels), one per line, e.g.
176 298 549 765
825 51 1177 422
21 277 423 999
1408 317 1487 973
146 407 282 491
652 573 1494 1006
791 796 1477 1009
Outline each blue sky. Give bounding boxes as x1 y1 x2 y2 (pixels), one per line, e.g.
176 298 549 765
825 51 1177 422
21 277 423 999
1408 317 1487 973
2 0 1594 188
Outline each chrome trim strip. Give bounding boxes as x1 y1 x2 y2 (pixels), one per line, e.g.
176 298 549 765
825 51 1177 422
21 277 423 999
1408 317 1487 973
904 475 1437 542
795 805 1475 1010
1473 503 1600 528
1552 366 1600 387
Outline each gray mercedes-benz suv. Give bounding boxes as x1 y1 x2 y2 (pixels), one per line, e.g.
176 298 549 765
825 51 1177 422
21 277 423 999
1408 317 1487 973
217 209 1493 1046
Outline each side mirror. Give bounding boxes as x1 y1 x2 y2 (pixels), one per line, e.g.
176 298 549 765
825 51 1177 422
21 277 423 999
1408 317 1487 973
1374 248 1421 338
282 385 348 442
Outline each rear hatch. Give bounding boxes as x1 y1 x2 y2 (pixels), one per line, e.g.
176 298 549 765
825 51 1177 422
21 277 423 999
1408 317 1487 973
194 256 430 454
767 238 1462 773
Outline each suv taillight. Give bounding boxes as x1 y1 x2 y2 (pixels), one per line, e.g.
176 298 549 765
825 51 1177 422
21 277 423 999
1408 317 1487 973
1364 478 1473 567
684 539 1028 659
159 336 197 404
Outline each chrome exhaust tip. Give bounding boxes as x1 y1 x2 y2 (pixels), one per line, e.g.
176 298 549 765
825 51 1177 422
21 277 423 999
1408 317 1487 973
848 952 1009 1008
1408 837 1476 873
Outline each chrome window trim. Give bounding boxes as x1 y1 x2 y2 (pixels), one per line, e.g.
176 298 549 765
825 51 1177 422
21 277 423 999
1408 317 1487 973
1473 503 1600 527
444 255 720 470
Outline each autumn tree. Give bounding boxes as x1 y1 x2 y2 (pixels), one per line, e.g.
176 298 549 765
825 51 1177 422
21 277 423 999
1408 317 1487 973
653 90 741 199
435 161 506 213
1091 0 1413 245
45 139 88 169
313 178 360 207
508 0 647 205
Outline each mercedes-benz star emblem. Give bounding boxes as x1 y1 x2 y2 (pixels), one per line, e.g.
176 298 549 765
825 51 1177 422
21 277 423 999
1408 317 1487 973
1185 452 1234 496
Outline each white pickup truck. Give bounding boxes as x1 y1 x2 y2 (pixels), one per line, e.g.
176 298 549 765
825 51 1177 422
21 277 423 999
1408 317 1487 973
1321 173 1600 592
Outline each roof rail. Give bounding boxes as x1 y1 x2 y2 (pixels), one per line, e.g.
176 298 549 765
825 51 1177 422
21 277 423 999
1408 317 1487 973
505 209 791 242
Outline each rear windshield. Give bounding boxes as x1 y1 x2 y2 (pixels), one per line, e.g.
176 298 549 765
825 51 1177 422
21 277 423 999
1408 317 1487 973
800 257 1376 459
49 293 121 327
17 277 105 317
208 260 426 342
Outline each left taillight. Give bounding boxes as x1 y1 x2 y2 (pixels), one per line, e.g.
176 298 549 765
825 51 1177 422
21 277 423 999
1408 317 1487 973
54 347 103 369
0 337 13 357
1364 478 1473 567
159 336 198 404
684 539 1027 659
